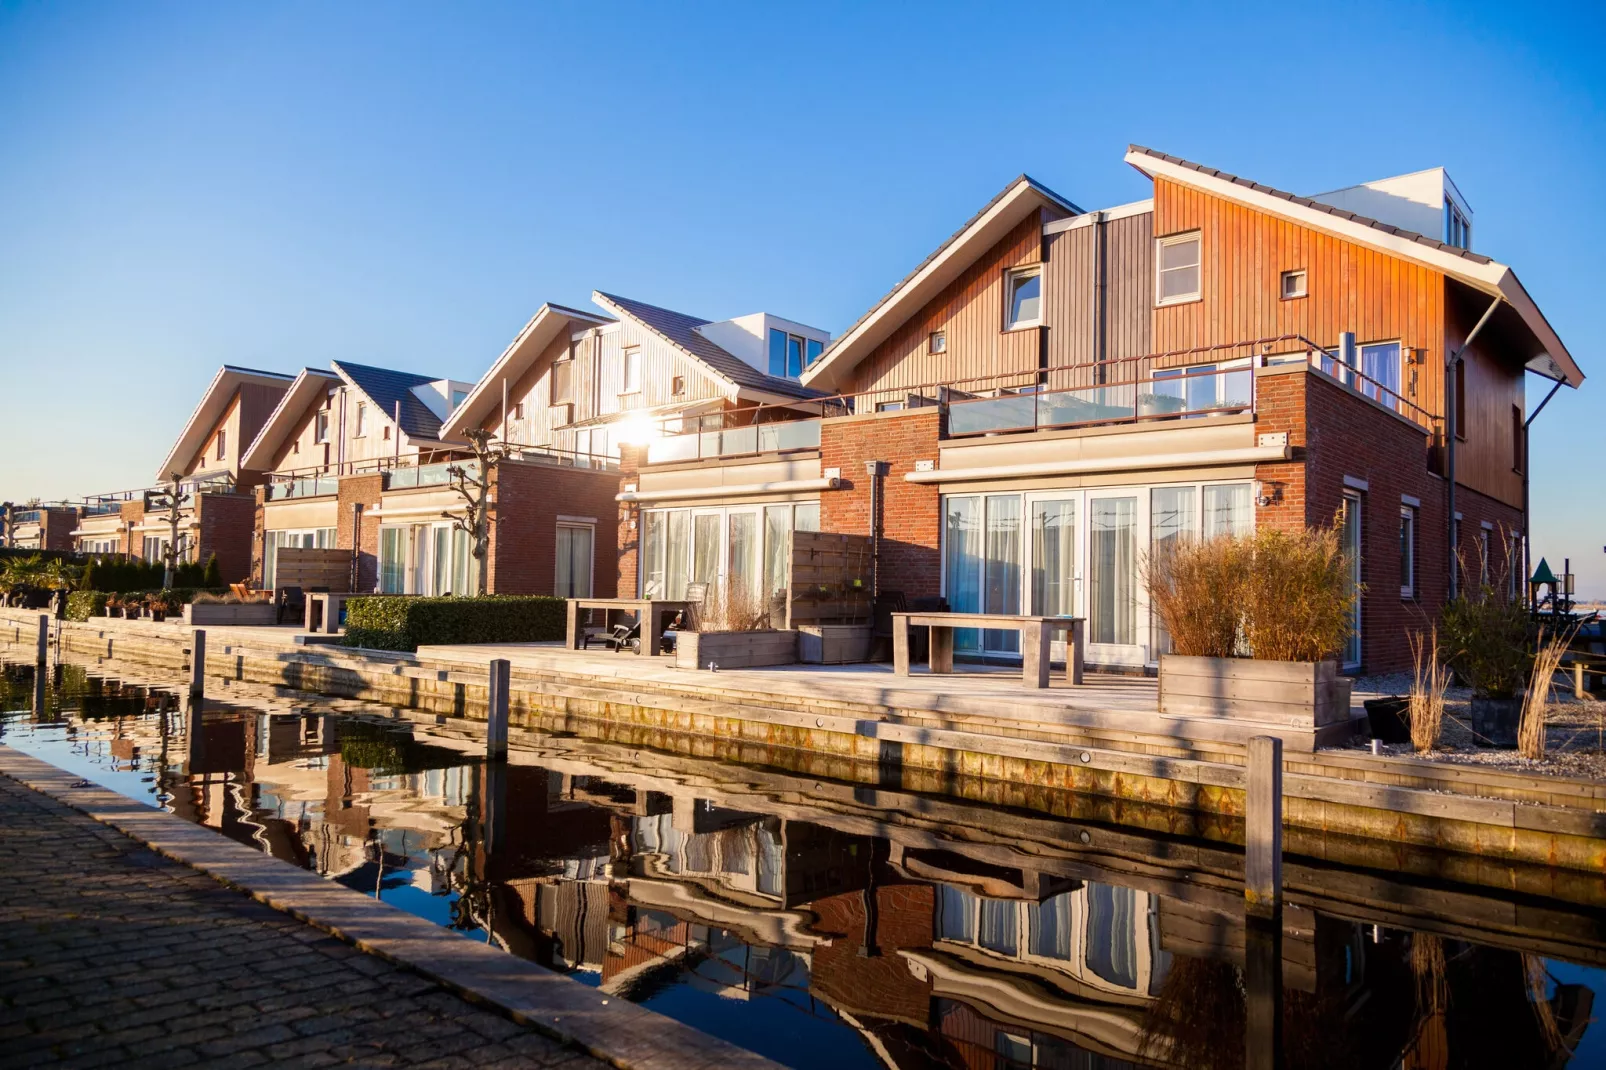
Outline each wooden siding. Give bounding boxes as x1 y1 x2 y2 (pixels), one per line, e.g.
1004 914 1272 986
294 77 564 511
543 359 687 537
844 213 1047 404
1448 288 1525 508
264 384 428 476
486 321 729 456
1042 211 1153 387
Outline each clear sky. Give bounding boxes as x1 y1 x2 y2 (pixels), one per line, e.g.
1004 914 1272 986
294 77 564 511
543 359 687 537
1 2 1602 591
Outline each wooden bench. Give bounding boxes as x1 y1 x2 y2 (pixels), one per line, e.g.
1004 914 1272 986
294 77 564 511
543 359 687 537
564 598 691 658
892 612 1086 688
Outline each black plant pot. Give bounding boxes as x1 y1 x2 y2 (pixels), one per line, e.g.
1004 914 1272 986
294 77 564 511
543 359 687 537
1470 696 1522 748
1364 696 1411 744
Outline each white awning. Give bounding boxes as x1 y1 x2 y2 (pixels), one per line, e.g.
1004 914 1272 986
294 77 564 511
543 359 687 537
616 477 838 504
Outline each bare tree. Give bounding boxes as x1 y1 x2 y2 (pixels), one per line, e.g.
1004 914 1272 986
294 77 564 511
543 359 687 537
147 475 188 589
443 430 510 596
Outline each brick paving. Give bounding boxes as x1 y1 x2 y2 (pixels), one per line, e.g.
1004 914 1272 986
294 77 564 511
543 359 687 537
0 773 606 1069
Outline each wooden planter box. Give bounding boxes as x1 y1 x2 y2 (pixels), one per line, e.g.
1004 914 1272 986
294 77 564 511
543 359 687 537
676 630 798 670
1158 655 1351 728
796 624 873 664
183 603 279 627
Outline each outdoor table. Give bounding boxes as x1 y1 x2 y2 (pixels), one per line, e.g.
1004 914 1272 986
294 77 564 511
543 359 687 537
891 612 1085 688
304 592 354 635
565 598 691 657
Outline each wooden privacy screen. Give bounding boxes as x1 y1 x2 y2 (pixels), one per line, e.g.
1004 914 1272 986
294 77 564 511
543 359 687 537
275 548 355 592
786 531 871 628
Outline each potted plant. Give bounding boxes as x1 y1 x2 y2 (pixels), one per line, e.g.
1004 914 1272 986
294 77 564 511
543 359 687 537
1146 523 1356 731
675 581 798 670
1440 586 1530 747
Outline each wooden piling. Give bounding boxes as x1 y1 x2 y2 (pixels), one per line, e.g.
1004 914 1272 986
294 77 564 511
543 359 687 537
189 630 206 699
36 614 48 664
486 658 510 760
1245 734 1283 917
1243 913 1284 1070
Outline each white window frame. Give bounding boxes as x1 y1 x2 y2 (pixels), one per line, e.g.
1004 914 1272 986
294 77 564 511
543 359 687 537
1004 267 1043 330
930 330 947 354
551 358 574 405
1399 505 1416 599
1280 269 1307 299
314 410 331 444
215 429 227 460
1154 231 1202 307
621 347 643 395
355 402 368 438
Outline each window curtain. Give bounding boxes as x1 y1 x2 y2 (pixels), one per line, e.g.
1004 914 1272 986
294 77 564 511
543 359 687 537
666 510 690 600
978 898 1019 956
1085 883 1138 989
763 505 791 625
936 885 977 943
642 512 665 598
691 514 721 589
379 527 405 594
1203 484 1252 537
1089 498 1136 645
983 495 1021 653
1150 487 1198 654
1360 342 1402 408
944 497 982 652
1028 891 1073 960
1030 500 1076 617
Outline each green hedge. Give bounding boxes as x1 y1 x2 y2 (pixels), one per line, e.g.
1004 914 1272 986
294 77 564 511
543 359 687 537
342 595 568 652
64 587 229 621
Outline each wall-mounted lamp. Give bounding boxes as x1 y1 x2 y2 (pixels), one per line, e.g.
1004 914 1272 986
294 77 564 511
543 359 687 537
1254 480 1283 508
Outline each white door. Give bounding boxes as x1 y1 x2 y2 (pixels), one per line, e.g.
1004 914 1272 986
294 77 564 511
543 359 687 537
690 510 723 592
726 508 763 622
1026 494 1080 663
1085 490 1145 666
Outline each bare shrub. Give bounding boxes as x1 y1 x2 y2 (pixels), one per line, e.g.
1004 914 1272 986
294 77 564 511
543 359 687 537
1409 626 1451 753
695 579 768 633
1519 625 1574 760
1141 535 1249 658
1242 521 1356 663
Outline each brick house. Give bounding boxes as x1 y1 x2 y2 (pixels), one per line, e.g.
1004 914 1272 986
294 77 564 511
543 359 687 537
619 149 1582 673
71 365 293 582
3 504 80 551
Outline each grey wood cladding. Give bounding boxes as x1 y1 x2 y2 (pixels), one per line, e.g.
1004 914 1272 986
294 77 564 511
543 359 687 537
1042 210 1153 386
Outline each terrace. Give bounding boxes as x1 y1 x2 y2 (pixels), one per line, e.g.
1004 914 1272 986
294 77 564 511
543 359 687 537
263 444 617 501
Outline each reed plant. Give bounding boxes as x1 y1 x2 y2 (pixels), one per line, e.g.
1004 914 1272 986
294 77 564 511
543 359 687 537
1241 522 1356 663
696 579 768 633
1519 625 1574 760
1142 535 1249 658
1408 626 1451 753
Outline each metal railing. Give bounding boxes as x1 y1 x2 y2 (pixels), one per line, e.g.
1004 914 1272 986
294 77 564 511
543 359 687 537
384 460 479 490
645 418 822 464
265 476 341 501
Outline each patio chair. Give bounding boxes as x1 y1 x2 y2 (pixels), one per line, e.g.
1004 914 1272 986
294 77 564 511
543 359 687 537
276 586 305 625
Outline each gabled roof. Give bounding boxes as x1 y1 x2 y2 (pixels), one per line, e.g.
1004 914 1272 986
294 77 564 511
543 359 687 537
332 360 451 443
240 367 342 472
1125 145 1582 387
154 365 295 482
594 291 826 403
441 302 614 441
800 175 1081 393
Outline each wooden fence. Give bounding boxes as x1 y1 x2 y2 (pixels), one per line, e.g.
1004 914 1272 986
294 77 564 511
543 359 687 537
275 548 355 592
785 531 871 628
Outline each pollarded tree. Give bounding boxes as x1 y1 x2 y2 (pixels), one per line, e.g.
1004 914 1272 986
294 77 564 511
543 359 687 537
443 430 512 596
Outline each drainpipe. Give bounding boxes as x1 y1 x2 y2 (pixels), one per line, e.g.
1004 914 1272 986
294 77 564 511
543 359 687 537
501 378 509 444
337 389 348 475
1523 378 1565 609
393 401 401 467
1092 210 1108 382
864 460 885 598
1446 296 1502 600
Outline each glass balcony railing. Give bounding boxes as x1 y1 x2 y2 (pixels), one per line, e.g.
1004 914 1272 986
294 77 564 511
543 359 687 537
265 477 341 501
81 502 123 517
946 369 1253 437
11 510 41 525
646 419 821 464
385 460 478 490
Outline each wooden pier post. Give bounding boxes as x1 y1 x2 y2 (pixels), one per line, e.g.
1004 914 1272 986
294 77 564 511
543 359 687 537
486 658 510 760
1245 735 1283 918
1244 912 1284 1070
36 614 48 665
189 630 206 700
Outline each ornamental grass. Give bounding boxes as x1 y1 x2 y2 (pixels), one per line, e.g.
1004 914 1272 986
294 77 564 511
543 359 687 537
1142 535 1249 658
1409 626 1451 753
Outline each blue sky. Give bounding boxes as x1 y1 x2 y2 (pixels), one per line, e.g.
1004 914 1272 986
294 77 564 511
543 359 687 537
1 2 1602 591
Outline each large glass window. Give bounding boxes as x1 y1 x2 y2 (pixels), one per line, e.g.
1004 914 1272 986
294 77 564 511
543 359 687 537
1027 891 1073 960
767 328 816 379
978 898 1019 956
376 523 477 596
641 504 817 605
264 527 337 589
1089 497 1137 646
1150 487 1198 655
944 496 983 650
1203 484 1252 537
556 524 594 598
1341 494 1362 667
550 360 573 405
936 886 977 943
1029 499 1077 617
1085 883 1139 989
1359 342 1402 409
983 495 1021 653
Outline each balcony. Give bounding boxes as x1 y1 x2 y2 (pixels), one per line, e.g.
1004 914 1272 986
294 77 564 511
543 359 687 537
646 419 821 465
11 510 41 526
947 366 1254 437
385 460 479 490
265 476 341 501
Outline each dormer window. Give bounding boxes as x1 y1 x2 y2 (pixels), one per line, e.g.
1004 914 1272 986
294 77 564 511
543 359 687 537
1005 268 1042 329
1445 201 1471 249
767 329 821 379
451 389 468 410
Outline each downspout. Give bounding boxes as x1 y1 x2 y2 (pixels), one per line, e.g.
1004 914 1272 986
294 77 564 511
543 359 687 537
393 402 401 466
1445 296 1501 600
337 389 348 475
1092 210 1108 380
1523 378 1565 609
864 460 884 598
501 378 509 444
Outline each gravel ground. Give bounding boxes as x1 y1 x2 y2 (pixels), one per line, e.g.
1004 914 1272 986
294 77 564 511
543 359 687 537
1345 673 1606 779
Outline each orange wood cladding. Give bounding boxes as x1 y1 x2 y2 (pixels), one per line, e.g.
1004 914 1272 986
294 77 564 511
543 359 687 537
1152 177 1447 411
846 213 1049 404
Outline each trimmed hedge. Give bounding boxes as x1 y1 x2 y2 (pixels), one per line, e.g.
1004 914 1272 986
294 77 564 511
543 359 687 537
66 591 108 621
342 595 568 652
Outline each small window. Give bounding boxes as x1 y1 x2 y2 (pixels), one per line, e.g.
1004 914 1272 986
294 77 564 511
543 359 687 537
512 402 524 420
291 439 300 454
768 328 788 377
671 376 686 397
1280 270 1307 299
1479 529 1491 588
875 401 904 413
622 347 643 394
382 425 390 441
1445 201 1471 250
768 328 813 379
1005 268 1042 329
215 429 227 460
1156 232 1201 305
551 360 573 405
929 330 947 355
355 402 367 437
451 389 468 409
806 338 824 366
314 410 330 444
1400 506 1416 598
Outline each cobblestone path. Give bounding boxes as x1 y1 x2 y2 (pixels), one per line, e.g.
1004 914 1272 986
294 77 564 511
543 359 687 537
0 772 605 1069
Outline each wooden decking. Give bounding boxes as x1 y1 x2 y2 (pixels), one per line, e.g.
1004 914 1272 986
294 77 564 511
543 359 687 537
415 642 1362 755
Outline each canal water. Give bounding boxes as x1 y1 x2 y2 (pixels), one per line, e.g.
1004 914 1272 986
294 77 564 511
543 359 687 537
4 659 1605 1069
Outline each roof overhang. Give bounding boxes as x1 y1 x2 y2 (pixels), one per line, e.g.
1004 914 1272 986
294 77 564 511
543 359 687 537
441 303 614 442
801 176 1081 394
154 366 296 482
239 368 342 472
1125 147 1582 387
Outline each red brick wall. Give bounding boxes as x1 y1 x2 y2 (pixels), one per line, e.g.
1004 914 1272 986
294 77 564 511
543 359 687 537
489 460 620 597
195 494 257 583
39 508 79 552
1252 368 1520 673
337 475 383 593
615 446 643 598
117 501 146 556
807 883 934 1025
821 409 943 599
